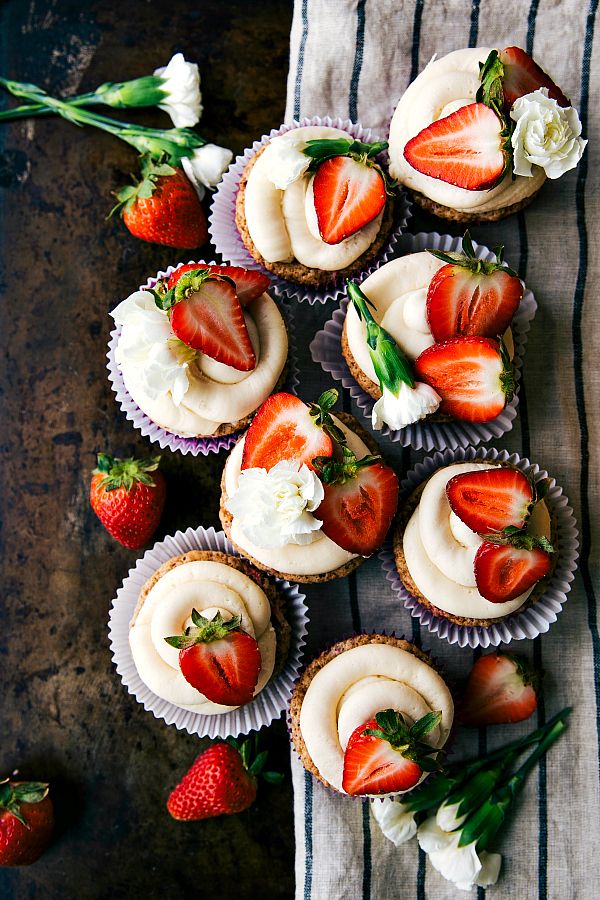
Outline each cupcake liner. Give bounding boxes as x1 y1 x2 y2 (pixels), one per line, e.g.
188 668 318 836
208 115 412 305
107 260 299 456
379 447 579 648
309 231 537 451
108 526 308 738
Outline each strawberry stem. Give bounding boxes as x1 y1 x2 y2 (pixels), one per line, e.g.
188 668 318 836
93 453 161 492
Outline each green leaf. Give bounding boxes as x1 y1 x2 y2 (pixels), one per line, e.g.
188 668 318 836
409 710 442 741
316 389 338 411
262 771 285 784
248 751 268 776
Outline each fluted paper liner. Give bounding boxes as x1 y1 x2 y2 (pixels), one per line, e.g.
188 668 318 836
379 447 579 648
208 115 411 305
108 526 308 738
310 231 537 451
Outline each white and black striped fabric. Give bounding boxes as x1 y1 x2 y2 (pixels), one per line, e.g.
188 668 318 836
284 2 600 898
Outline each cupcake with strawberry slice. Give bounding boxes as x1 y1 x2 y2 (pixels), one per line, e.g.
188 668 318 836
109 262 290 453
219 388 399 583
388 47 586 222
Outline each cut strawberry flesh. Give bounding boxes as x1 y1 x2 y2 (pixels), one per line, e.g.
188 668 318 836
241 392 332 472
446 467 533 533
318 463 399 555
170 278 256 371
459 652 538 726
404 102 506 191
179 631 261 707
312 156 386 245
426 265 523 342
474 541 552 603
168 264 271 305
342 718 422 795
414 337 510 422
500 46 570 109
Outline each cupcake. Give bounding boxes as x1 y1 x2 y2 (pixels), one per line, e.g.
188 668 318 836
219 388 399 583
110 262 289 443
129 549 291 716
388 46 586 223
393 460 557 628
289 635 454 796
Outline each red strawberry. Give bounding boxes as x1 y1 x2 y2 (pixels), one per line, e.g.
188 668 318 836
414 337 514 422
0 779 54 866
474 540 553 603
90 453 166 550
312 156 386 244
342 709 441 796
499 47 570 110
404 102 507 191
114 155 207 249
167 264 270 305
446 466 534 534
313 447 399 555
459 652 539 726
165 610 261 707
168 270 256 371
241 391 336 472
426 233 523 342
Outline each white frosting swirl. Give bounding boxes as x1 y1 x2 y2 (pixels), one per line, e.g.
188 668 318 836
129 560 276 714
299 642 454 794
388 48 546 212
403 462 552 619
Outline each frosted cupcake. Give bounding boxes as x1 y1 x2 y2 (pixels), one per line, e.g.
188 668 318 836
388 47 586 222
289 635 454 796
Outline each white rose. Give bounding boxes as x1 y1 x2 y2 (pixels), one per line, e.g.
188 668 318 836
371 382 441 431
182 143 233 199
226 460 324 548
418 817 501 891
154 53 202 128
266 138 311 189
371 797 417 846
510 88 587 179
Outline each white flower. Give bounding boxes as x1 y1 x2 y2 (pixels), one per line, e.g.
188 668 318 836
112 290 191 405
436 800 468 833
265 138 311 189
371 382 441 431
510 88 586 179
418 817 501 891
154 53 202 128
182 143 233 199
371 798 417 846
226 460 324 548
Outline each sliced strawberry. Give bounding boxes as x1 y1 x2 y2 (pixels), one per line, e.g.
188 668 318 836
342 709 441 796
165 611 261 707
500 47 570 110
446 467 534 534
170 276 256 371
313 448 399 555
167 264 270 305
241 392 334 472
312 156 386 244
475 540 552 603
414 336 514 422
459 652 539 726
404 102 507 191
427 265 522 341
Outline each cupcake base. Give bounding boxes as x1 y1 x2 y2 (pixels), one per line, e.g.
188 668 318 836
409 188 542 224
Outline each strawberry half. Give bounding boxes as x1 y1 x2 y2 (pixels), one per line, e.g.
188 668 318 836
404 102 507 191
312 446 399 555
426 232 523 342
241 390 339 472
167 264 271 305
499 47 570 110
459 652 539 726
312 156 386 244
165 610 262 707
414 336 514 422
446 466 534 534
342 708 442 796
474 540 553 604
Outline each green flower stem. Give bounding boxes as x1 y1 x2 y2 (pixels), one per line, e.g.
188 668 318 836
0 90 100 121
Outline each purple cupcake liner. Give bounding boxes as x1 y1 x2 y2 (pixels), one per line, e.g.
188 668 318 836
108 526 308 739
208 115 412 305
107 260 299 456
310 231 537 452
379 447 579 649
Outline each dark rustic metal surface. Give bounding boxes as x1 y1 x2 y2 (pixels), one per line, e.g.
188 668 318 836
0 2 295 897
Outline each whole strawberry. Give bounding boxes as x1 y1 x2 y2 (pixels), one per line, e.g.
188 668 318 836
90 452 166 549
167 737 282 822
0 779 54 866
113 154 207 249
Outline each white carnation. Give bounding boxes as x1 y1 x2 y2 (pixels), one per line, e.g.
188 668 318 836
418 817 501 891
371 798 417 846
266 138 311 189
372 382 441 431
182 143 233 199
154 53 202 128
510 88 586 179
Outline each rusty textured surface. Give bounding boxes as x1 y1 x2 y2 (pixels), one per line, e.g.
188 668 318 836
0 1 295 897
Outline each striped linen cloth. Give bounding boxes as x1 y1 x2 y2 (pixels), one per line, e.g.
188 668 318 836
284 2 600 899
